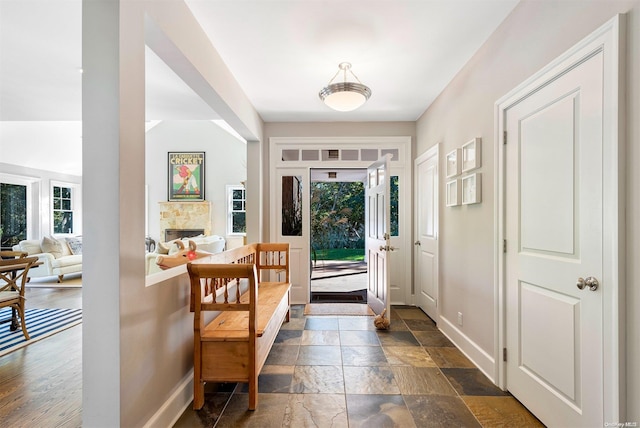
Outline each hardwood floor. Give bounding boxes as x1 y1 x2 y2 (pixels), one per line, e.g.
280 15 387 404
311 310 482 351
0 287 83 427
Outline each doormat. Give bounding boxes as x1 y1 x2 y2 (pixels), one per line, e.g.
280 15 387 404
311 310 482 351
310 288 367 304
0 308 82 357
304 303 374 316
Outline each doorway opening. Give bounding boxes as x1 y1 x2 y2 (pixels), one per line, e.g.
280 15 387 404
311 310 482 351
310 168 367 303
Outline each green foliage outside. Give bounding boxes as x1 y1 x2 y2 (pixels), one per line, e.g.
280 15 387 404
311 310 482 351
313 248 364 261
311 181 365 256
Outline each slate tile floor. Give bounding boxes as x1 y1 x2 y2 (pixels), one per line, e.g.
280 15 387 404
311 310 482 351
174 305 544 427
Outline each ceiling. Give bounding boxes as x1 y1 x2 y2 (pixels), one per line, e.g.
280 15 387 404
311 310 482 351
0 0 519 175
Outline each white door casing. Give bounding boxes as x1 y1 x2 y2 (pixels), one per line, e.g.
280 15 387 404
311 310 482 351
496 15 624 426
366 155 391 317
414 145 439 320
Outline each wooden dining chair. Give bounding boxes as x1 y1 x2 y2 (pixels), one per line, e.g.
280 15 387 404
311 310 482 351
0 252 39 340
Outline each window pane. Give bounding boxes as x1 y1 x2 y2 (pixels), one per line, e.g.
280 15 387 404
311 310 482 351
54 199 61 209
232 189 243 200
391 176 399 236
61 187 71 199
232 212 246 233
1 183 27 249
62 200 71 210
53 186 61 198
232 200 243 211
54 212 73 234
281 176 302 236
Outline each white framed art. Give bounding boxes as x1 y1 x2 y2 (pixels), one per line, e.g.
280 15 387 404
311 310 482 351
446 179 461 207
461 138 481 173
462 173 481 205
445 149 461 178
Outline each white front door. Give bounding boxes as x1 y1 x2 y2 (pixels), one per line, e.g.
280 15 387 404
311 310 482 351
504 44 605 427
414 146 438 320
366 156 391 317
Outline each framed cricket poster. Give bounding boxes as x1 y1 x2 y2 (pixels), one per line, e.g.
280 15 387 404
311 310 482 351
168 152 205 201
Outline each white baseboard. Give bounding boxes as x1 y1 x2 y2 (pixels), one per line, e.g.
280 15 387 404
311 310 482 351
143 370 194 428
438 315 497 383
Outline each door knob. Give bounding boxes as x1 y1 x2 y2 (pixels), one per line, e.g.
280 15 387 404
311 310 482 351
414 241 421 246
576 276 599 291
379 245 397 252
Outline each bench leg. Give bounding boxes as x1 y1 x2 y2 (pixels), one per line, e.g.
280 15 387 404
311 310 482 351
193 380 205 410
248 378 258 410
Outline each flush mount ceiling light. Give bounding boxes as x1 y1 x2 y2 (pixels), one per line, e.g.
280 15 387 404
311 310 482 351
319 62 372 112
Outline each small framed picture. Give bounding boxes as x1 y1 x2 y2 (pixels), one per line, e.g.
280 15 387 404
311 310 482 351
446 149 461 178
168 152 205 201
461 138 482 173
462 173 482 205
446 179 461 207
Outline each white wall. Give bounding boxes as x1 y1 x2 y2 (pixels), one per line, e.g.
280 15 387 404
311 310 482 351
145 120 246 243
415 0 639 421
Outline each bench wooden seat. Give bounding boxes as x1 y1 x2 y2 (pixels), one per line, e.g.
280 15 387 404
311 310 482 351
187 243 290 411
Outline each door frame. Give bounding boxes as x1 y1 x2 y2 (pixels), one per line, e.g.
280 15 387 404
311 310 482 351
414 144 439 322
494 14 625 421
269 137 412 305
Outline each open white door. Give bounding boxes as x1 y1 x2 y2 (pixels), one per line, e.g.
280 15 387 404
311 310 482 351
366 155 392 318
415 146 438 320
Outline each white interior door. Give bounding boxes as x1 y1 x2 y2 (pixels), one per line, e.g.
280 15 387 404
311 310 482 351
504 47 605 427
366 156 391 317
275 168 309 304
414 147 438 320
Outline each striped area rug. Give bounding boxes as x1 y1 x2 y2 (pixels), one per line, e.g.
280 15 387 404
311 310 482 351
0 308 82 357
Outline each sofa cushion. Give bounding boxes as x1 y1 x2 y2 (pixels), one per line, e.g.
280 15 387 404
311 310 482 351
41 236 65 258
50 255 82 269
66 237 83 255
18 240 43 255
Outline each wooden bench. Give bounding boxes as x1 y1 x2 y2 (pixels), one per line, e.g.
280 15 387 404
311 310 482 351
186 243 290 410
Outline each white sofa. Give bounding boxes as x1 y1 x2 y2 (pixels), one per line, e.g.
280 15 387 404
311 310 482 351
145 234 225 275
12 236 83 283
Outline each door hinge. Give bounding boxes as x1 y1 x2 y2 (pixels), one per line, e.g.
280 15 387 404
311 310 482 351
503 130 507 145
503 239 507 253
503 348 507 362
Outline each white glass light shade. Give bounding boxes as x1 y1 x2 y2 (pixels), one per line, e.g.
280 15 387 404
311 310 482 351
319 82 371 112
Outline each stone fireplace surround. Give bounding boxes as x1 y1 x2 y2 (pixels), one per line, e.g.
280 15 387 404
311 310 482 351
158 201 211 243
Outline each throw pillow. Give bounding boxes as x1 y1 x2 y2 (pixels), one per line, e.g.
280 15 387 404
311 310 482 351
66 237 83 255
41 236 64 258
19 240 43 255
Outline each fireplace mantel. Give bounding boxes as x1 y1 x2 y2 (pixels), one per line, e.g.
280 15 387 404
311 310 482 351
158 201 211 241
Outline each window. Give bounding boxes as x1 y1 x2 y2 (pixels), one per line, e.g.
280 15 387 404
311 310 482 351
52 184 74 234
227 185 246 235
1 183 28 249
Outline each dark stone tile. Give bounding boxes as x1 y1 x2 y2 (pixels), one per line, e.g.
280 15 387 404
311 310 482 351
342 346 388 366
404 395 482 428
304 317 339 330
441 368 508 396
394 308 429 320
274 329 302 345
239 371 293 394
404 318 438 331
215 393 290 427
265 344 299 365
376 330 420 346
290 365 344 393
346 394 416 428
339 330 380 346
174 392 231 428
296 345 342 365
289 304 305 318
387 319 410 331
412 330 455 347
382 346 437 367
